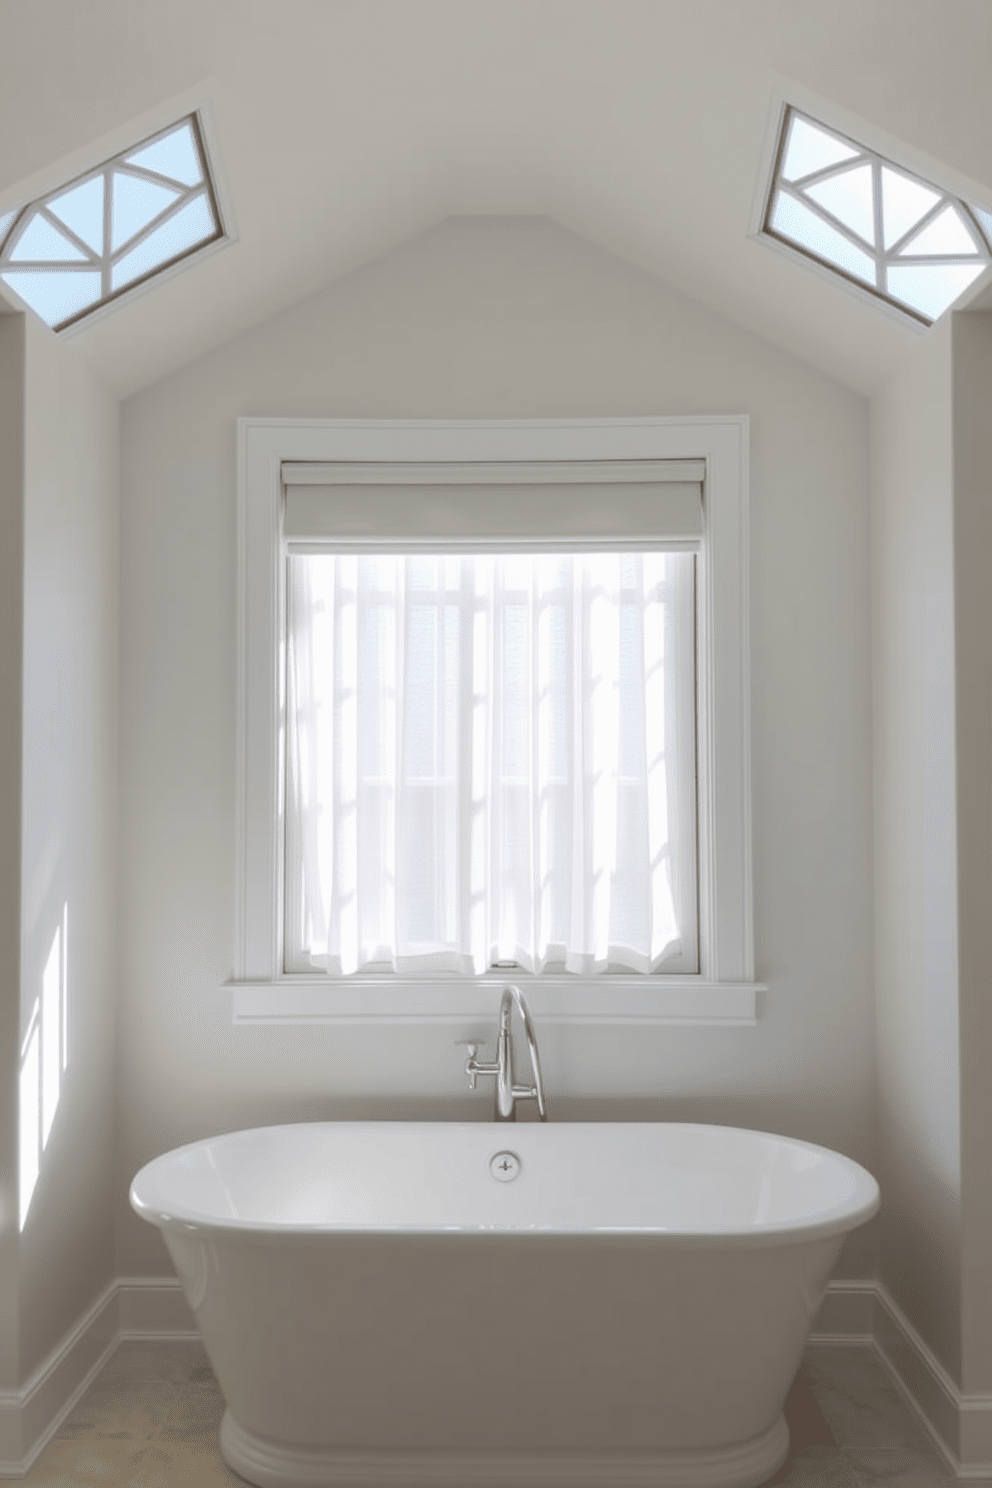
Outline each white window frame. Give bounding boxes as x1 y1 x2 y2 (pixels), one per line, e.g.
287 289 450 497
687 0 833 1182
231 417 762 1026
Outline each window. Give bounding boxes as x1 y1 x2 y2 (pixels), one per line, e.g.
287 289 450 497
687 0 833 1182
760 105 992 325
234 420 758 1025
285 546 698 978
0 113 225 331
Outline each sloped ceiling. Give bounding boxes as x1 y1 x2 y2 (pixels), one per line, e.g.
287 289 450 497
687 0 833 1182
1 0 990 398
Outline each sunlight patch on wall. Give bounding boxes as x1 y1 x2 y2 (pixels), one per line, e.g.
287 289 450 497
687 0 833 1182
18 1014 40 1232
19 903 68 1230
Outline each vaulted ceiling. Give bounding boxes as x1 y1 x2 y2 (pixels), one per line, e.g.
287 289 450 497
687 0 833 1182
1 0 990 398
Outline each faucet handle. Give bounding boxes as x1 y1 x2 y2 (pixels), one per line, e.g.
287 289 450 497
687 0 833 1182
455 1039 481 1088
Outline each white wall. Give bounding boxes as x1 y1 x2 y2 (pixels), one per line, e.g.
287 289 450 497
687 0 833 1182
117 216 876 1278
869 309 992 1400
951 312 992 1400
16 313 119 1383
870 315 961 1382
0 314 26 1396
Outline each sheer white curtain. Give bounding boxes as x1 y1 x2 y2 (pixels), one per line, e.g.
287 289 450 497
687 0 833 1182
285 551 696 975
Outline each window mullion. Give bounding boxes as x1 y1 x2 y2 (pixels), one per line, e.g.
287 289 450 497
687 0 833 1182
102 167 112 300
872 158 884 290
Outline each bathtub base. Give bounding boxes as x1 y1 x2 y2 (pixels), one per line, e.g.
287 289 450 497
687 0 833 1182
220 1408 790 1488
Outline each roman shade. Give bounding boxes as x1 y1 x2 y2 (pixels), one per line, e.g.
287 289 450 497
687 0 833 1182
281 459 705 550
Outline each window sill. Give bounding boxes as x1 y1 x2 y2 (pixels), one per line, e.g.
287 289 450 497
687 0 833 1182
227 977 763 1026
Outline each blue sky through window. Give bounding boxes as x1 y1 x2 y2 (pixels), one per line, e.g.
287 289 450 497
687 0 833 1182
48 176 104 255
125 122 203 188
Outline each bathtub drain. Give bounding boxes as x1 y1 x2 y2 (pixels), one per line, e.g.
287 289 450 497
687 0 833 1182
490 1151 521 1182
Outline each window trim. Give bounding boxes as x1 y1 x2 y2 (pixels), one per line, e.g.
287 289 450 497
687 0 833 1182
232 417 761 1025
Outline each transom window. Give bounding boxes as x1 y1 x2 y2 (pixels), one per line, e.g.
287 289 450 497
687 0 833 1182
0 113 224 331
762 105 992 325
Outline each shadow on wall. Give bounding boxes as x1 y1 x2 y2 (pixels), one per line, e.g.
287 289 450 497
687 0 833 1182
20 900 69 1230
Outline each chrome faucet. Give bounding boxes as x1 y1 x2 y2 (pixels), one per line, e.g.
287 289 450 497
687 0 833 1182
461 985 547 1122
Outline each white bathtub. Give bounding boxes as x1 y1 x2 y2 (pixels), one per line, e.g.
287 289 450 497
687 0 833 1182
130 1122 879 1488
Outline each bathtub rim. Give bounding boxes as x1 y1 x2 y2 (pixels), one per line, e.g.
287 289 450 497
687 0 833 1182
129 1119 880 1249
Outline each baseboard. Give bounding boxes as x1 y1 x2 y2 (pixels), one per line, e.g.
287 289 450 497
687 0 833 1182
811 1279 992 1481
116 1274 198 1338
872 1280 992 1479
3 1275 992 1481
0 1278 195 1479
808 1276 877 1341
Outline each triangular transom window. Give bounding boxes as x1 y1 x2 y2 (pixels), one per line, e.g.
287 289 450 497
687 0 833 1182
0 114 224 332
762 106 992 325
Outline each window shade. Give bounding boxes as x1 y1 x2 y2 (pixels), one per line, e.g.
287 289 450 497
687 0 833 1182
281 460 704 550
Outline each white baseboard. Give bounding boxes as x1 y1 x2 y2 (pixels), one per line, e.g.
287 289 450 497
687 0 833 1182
810 1279 992 1481
872 1280 992 1479
808 1275 876 1341
115 1274 198 1338
3 1275 992 1482
0 1278 194 1479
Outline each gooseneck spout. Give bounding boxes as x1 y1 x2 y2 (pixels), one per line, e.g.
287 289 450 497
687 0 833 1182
461 985 547 1122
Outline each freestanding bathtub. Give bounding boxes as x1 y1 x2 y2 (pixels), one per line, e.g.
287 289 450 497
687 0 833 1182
130 1122 879 1488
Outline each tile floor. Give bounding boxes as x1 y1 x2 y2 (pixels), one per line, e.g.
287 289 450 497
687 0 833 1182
13 1339 957 1487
